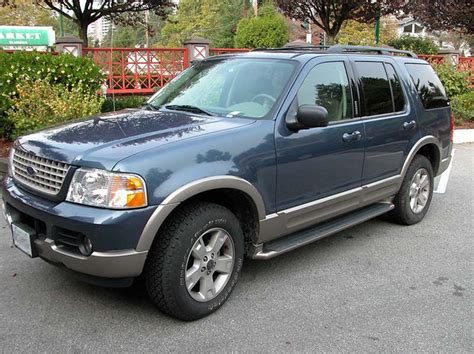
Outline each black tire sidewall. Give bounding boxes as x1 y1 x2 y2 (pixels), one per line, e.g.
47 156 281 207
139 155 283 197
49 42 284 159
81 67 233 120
160 205 244 319
395 155 434 225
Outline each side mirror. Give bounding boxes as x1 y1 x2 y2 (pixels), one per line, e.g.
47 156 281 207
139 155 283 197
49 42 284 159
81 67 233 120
286 104 329 131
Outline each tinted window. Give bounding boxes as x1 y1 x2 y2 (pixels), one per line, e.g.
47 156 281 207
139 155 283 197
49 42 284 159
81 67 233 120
297 62 352 121
405 63 449 109
355 62 393 116
385 63 406 112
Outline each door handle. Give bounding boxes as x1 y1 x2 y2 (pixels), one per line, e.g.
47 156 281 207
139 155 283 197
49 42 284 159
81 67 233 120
342 130 362 142
403 120 416 130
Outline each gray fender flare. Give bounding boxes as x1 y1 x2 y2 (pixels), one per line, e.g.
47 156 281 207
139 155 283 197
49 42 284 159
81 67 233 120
136 176 266 252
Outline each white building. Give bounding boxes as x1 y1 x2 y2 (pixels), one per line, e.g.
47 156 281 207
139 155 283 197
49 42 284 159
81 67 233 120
87 17 112 45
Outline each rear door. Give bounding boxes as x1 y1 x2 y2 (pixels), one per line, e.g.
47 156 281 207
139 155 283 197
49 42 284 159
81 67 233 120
351 59 418 185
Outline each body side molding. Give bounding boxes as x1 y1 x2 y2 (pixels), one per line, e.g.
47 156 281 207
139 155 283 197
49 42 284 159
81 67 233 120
136 176 267 252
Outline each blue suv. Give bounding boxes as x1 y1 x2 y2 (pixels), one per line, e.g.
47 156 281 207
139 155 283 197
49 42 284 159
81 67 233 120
2 45 453 320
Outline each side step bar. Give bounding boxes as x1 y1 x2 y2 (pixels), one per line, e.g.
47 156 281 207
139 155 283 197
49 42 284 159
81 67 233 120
252 202 394 260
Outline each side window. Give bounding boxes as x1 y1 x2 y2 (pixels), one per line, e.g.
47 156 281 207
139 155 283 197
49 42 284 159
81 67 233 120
354 61 393 116
385 63 406 112
297 62 353 122
405 63 449 109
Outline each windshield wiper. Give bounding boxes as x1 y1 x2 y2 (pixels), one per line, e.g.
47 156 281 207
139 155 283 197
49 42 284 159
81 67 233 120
142 102 159 111
164 104 216 116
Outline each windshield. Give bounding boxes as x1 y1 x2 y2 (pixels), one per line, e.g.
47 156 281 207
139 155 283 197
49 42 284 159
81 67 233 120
148 58 297 119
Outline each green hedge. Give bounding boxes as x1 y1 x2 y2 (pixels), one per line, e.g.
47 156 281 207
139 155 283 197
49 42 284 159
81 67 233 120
387 35 439 54
0 51 104 139
101 95 148 113
7 79 104 139
451 91 474 124
433 62 470 98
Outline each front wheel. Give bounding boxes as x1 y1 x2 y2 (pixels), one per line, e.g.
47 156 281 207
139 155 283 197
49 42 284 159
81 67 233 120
145 202 244 321
390 155 434 225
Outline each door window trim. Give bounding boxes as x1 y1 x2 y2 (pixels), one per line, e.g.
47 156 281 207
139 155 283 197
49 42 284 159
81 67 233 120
350 59 410 121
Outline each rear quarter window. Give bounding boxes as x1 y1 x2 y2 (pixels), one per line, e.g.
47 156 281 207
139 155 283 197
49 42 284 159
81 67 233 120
405 63 449 109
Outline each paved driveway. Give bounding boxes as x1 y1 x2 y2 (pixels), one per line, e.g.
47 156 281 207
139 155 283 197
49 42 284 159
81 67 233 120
0 144 472 352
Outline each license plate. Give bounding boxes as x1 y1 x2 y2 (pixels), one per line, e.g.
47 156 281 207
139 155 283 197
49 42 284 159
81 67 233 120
12 223 37 258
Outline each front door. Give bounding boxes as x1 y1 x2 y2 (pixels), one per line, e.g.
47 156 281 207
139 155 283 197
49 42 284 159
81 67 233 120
274 58 365 234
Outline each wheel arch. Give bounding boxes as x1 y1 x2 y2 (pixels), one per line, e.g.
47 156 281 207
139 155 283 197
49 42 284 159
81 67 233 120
136 176 266 252
401 136 442 179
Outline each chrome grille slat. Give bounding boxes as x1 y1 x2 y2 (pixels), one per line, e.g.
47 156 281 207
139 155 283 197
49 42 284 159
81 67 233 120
12 149 70 196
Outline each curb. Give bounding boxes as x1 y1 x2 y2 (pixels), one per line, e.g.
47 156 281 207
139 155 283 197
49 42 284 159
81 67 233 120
0 157 7 174
453 129 474 144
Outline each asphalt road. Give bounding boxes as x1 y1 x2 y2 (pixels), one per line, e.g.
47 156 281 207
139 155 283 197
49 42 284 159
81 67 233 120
0 144 472 352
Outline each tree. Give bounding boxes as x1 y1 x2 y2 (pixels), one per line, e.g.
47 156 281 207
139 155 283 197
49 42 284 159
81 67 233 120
159 0 249 47
385 0 473 35
234 2 289 48
336 16 398 46
102 12 165 47
0 0 173 46
0 0 57 28
275 0 394 43
387 35 439 54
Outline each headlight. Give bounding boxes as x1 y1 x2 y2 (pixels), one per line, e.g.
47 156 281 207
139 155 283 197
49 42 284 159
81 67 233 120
8 147 14 177
66 168 147 209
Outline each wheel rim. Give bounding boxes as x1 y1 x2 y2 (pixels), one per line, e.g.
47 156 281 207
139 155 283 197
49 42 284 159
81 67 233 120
185 228 235 302
409 168 431 214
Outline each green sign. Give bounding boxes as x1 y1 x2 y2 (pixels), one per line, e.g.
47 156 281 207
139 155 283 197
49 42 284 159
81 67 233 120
0 26 55 47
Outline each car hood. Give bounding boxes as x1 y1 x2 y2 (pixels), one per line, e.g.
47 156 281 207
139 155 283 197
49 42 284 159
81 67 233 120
17 109 255 170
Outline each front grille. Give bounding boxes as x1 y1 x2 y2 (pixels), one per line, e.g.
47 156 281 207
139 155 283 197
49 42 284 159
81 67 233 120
12 149 70 195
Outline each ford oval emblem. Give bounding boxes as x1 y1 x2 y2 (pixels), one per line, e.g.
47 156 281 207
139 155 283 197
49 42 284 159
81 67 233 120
26 165 37 177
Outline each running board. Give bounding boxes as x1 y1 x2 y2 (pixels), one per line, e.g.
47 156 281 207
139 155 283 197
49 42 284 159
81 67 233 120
252 202 394 260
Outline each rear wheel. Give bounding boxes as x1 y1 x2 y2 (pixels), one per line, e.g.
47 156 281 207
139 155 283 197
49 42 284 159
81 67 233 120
391 155 434 225
144 201 244 321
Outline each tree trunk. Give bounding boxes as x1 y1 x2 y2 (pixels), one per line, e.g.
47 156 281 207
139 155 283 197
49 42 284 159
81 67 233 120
78 22 89 47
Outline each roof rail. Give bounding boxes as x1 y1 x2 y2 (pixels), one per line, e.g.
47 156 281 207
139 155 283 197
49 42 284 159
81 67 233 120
252 44 418 58
251 45 330 52
326 45 418 58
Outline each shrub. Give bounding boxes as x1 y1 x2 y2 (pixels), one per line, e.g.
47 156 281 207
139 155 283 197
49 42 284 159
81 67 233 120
0 50 105 138
7 79 104 139
101 95 148 113
234 2 288 48
387 35 439 54
433 62 470 98
0 51 104 97
451 91 474 124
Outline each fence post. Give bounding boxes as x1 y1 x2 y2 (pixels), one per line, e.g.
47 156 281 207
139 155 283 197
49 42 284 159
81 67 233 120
183 37 210 63
55 36 84 57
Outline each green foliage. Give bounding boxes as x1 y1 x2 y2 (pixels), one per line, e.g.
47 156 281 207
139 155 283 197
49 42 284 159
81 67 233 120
101 96 148 113
159 0 249 47
6 79 103 139
337 18 398 46
451 91 474 124
433 62 470 98
234 3 289 48
387 35 439 54
0 51 105 139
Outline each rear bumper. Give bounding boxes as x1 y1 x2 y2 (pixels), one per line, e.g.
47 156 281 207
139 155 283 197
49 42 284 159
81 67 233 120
437 142 454 176
2 176 153 280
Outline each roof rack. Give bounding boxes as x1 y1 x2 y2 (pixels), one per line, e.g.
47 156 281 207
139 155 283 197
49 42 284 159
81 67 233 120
252 44 418 58
326 45 417 58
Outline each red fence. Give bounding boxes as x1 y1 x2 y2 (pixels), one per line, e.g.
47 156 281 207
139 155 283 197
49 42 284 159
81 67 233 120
418 55 474 86
82 47 189 94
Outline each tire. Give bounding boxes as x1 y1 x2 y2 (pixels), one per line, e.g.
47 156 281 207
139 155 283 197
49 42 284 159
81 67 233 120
390 155 434 225
144 201 244 321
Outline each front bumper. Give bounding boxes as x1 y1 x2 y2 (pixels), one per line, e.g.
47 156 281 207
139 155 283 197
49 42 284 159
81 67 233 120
2 176 156 279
